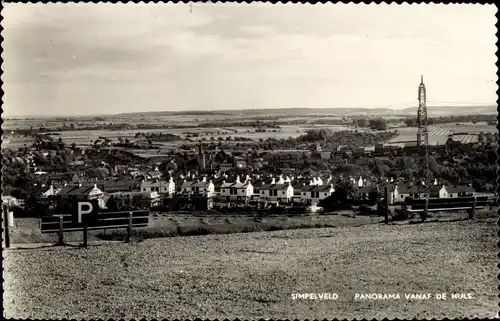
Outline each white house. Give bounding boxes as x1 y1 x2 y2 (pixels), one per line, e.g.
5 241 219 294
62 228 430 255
181 180 195 194
140 177 175 197
393 184 419 203
260 179 294 203
442 185 475 198
301 184 335 204
2 195 22 208
38 184 61 198
189 177 215 197
220 175 254 201
392 183 450 203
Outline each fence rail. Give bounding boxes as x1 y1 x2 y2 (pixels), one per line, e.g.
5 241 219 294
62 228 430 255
40 210 149 234
404 196 491 213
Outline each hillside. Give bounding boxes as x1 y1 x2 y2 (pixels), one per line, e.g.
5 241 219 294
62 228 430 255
4 214 497 319
398 105 497 117
117 105 497 118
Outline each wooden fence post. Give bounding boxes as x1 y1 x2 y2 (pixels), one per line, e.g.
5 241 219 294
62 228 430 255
422 198 428 222
384 186 389 224
3 205 10 249
57 215 64 246
470 196 477 219
126 211 133 243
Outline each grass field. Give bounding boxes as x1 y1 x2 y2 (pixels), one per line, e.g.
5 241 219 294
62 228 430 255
7 212 381 245
3 210 497 319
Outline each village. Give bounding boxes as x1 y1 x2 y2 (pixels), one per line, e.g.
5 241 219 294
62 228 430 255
2 127 496 217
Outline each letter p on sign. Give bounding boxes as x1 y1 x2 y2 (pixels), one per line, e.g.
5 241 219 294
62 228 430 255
78 201 93 223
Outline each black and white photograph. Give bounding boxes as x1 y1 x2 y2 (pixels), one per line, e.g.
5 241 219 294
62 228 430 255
1 3 498 319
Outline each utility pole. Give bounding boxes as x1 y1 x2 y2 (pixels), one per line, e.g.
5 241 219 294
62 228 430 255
416 75 430 221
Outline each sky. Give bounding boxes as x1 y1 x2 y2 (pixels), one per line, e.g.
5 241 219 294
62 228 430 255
2 3 498 117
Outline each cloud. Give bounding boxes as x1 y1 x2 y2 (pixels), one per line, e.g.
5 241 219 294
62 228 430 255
1 3 497 116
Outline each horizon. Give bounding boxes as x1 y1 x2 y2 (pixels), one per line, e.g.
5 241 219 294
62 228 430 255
3 104 497 119
2 3 498 117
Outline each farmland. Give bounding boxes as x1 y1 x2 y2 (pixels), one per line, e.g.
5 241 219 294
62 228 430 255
3 121 496 151
388 123 497 145
4 211 497 319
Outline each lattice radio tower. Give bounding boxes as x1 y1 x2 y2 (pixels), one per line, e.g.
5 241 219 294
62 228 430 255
416 75 430 200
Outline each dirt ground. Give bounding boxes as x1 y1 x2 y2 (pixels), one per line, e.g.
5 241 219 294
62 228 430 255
3 212 497 319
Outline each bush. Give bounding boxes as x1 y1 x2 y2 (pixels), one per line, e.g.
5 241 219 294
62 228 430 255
392 208 409 221
357 204 373 216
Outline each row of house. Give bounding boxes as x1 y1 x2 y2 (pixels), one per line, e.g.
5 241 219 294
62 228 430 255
383 181 476 205
7 170 480 213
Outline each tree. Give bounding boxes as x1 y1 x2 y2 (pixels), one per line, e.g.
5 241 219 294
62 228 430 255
478 132 486 144
319 182 355 211
106 196 119 211
485 132 494 144
357 118 368 128
405 118 418 127
369 119 387 130
93 167 110 179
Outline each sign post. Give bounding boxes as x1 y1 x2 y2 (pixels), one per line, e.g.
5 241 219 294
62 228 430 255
82 224 88 248
74 200 98 248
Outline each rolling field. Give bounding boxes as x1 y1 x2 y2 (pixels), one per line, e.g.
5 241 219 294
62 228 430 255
389 124 497 145
4 213 496 319
3 121 496 150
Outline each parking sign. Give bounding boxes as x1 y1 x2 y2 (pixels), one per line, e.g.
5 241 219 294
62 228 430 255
72 200 99 225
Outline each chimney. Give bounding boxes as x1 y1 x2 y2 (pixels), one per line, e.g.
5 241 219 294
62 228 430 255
202 176 207 183
271 177 276 185
236 175 240 184
94 183 97 188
